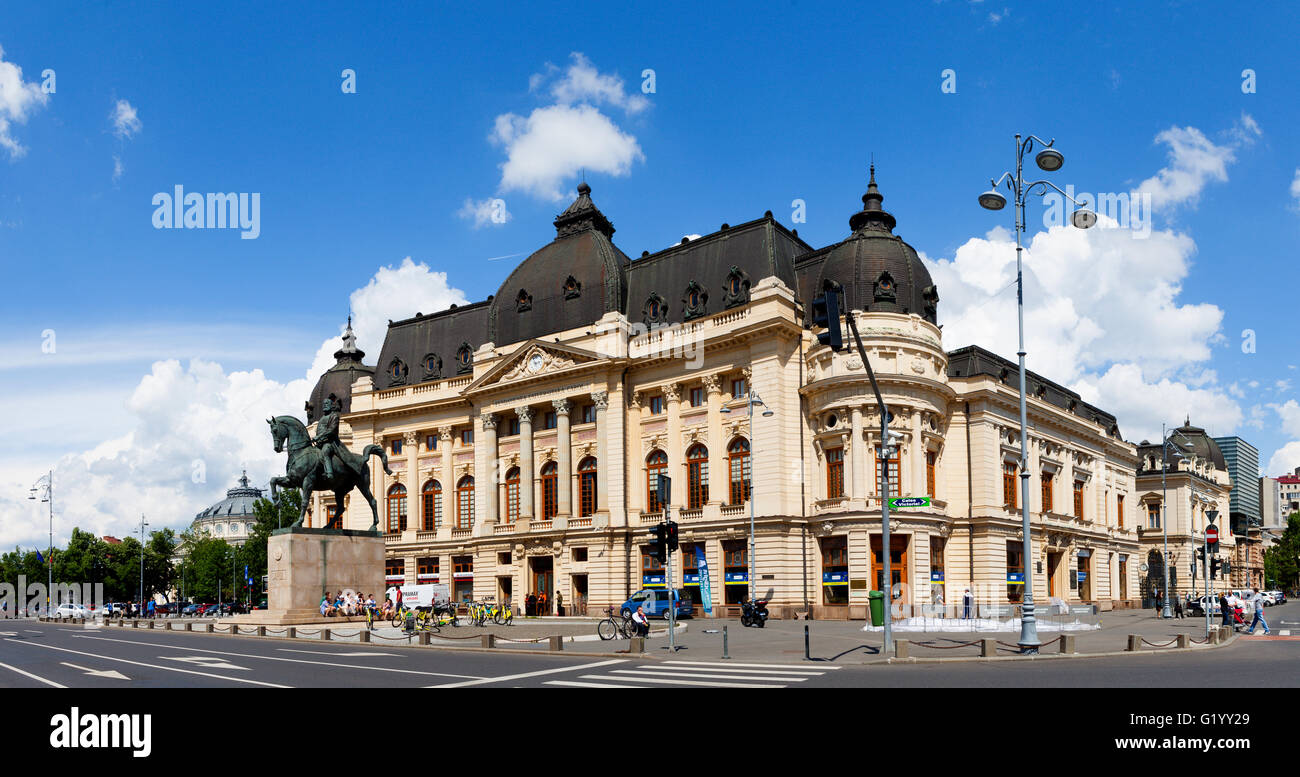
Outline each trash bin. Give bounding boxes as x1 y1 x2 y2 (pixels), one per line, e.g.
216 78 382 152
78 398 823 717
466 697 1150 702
868 590 885 627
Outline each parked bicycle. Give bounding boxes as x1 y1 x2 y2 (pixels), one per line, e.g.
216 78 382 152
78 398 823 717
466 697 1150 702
597 606 636 640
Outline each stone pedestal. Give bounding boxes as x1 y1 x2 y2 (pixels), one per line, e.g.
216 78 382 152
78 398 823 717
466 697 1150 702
237 527 383 625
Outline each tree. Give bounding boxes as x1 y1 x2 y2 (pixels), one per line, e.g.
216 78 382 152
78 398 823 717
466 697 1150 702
1263 513 1300 590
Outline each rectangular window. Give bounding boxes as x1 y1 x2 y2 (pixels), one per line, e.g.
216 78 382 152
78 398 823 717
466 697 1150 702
723 539 747 605
1041 471 1054 513
1003 461 1018 510
580 404 596 424
385 557 405 582
1117 494 1125 529
505 418 520 436
460 429 473 445
731 378 747 399
543 411 557 430
1006 540 1023 603
826 447 845 499
425 434 437 451
1073 481 1085 520
930 536 946 597
689 387 704 407
572 547 588 563
1118 554 1128 600
1148 503 1161 529
874 447 900 495
417 557 439 581
392 438 402 455
926 450 936 498
649 396 664 415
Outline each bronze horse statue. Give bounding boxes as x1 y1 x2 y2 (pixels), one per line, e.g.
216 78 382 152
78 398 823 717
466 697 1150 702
266 415 391 530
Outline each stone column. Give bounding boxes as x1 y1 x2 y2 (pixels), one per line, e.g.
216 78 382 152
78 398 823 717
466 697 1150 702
554 399 572 517
630 392 646 513
704 375 724 505
593 391 610 513
404 431 419 533
438 426 454 537
912 410 925 498
849 405 865 501
480 412 499 528
665 384 682 510
517 406 535 521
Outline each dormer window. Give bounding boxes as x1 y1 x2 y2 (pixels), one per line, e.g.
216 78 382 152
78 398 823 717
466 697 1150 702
388 358 408 385
643 292 668 326
516 289 533 312
456 344 473 374
563 275 582 300
873 271 897 304
422 353 442 380
723 265 750 308
682 281 708 321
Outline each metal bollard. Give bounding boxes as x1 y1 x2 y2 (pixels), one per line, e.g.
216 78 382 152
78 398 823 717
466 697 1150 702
418 632 431 646
481 634 495 649
894 639 910 658
804 624 811 661
1126 634 1140 651
548 635 563 651
981 638 996 657
1060 635 1076 654
722 625 730 660
358 630 369 643
287 626 296 639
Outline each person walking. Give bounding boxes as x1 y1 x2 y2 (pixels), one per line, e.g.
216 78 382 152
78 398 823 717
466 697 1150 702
1219 591 1231 628
1246 587 1271 635
1172 593 1184 619
556 591 564 617
1151 587 1161 615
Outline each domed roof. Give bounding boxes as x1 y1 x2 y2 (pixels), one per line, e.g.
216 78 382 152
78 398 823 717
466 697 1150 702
488 183 629 345
814 167 938 323
307 317 375 423
195 471 264 520
1174 417 1227 470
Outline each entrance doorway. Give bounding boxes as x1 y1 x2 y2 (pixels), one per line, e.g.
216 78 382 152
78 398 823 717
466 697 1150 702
530 556 554 616
572 574 588 616
1077 552 1092 601
498 576 513 609
870 534 910 617
1047 552 1062 598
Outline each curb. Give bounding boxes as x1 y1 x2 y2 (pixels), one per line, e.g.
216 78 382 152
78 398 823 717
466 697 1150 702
880 632 1240 665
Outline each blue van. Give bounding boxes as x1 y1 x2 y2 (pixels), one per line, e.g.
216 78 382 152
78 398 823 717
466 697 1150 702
620 588 693 619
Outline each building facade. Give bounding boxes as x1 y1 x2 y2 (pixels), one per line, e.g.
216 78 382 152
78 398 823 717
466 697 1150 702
1212 436 1262 590
308 173 1143 618
189 472 263 547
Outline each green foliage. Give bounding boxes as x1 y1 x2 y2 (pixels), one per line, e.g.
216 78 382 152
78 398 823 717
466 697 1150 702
1263 513 1300 589
0 527 178 602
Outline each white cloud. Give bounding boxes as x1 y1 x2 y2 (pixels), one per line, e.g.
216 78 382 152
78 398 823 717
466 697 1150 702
111 99 141 139
0 258 468 551
112 154 124 182
1136 114 1258 211
1271 400 1300 438
1276 379 1294 393
1266 442 1300 477
489 54 648 202
1291 169 1300 210
456 197 511 228
0 44 49 158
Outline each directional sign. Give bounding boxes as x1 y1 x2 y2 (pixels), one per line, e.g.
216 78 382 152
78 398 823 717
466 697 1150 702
60 662 129 680
889 497 931 509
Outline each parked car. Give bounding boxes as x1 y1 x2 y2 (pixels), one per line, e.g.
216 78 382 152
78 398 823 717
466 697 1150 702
1186 595 1221 616
1267 590 1286 605
251 598 268 611
54 603 90 618
181 603 202 616
620 588 693 619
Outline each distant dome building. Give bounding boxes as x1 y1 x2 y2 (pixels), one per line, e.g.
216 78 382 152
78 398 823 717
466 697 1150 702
190 471 264 546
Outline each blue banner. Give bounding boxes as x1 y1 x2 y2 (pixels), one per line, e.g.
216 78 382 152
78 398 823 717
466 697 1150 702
930 571 944 583
822 571 848 584
642 574 666 588
695 545 713 615
683 573 699 584
1006 572 1025 585
724 572 748 584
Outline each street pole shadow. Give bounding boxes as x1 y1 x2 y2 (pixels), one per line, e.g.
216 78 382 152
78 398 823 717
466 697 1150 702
811 644 880 661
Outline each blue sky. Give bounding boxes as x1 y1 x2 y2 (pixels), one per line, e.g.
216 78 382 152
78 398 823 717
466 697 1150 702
2 1 1298 548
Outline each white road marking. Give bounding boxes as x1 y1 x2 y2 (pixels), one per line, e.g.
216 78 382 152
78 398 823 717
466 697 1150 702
579 673 783 688
2 639 289 687
278 649 402 657
0 661 66 688
1280 630 1291 636
428 659 627 688
161 656 250 671
610 668 811 682
59 662 129 680
545 680 649 688
654 664 826 676
0 631 18 637
25 630 41 633
665 659 841 670
74 634 482 680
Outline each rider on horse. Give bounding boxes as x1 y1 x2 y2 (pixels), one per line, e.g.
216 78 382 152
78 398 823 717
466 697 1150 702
315 394 344 479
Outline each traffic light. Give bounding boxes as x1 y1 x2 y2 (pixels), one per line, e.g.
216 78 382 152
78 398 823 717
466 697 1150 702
811 285 843 351
665 520 679 552
1222 560 1232 577
1196 547 1206 562
1210 556 1221 579
648 523 666 564
656 474 671 511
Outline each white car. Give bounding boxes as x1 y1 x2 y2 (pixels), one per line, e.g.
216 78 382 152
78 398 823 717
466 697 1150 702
54 603 90 618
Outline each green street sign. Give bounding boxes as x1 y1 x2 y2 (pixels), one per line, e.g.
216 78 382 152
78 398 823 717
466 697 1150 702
889 497 931 509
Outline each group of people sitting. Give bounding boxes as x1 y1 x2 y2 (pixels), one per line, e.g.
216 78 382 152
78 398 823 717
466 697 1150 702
319 590 389 620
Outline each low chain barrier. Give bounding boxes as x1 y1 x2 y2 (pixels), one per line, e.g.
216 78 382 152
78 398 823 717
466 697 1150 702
1139 636 1180 649
1188 635 1211 645
911 639 984 651
370 632 415 641
494 635 552 644
264 627 289 635
295 628 322 636
331 630 362 638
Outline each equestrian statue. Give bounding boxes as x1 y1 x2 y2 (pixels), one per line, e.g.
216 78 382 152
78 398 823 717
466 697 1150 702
267 394 392 530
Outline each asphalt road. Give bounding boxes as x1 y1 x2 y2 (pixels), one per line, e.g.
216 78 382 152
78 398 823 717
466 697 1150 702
2 603 1297 688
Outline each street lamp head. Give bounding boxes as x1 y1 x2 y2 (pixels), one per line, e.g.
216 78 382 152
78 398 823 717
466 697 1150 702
1071 208 1097 229
1035 147 1065 172
761 409 774 417
978 190 1007 211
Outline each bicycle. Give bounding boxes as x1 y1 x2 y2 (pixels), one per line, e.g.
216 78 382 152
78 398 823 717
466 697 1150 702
494 601 514 626
597 607 636 640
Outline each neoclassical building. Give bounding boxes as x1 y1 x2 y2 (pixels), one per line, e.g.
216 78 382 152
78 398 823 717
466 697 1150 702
306 172 1146 618
189 471 263 547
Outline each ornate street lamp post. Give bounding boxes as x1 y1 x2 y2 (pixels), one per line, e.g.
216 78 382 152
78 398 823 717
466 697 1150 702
979 134 1096 653
723 389 773 603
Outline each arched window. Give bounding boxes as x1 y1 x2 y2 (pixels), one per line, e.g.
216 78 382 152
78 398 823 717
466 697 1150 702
687 444 709 510
646 450 667 513
504 468 520 523
456 476 474 529
540 462 558 520
421 479 441 531
386 483 407 533
727 438 751 505
578 457 597 517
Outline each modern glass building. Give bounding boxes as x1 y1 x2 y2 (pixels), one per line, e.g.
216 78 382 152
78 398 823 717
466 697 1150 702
1212 436 1260 533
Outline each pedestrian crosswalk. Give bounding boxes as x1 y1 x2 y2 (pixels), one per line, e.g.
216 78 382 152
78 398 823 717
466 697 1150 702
544 660 839 688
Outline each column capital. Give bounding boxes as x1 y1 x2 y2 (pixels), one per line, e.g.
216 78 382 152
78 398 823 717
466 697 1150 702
553 398 570 415
480 412 498 431
702 374 721 394
630 390 643 409
591 391 609 410
516 405 534 422
403 430 418 445
438 426 454 440
663 383 681 403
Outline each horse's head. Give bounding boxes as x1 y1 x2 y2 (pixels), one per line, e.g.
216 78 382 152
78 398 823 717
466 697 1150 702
268 417 285 453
